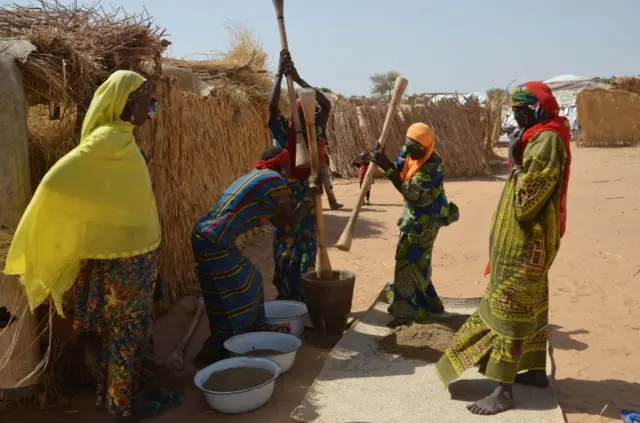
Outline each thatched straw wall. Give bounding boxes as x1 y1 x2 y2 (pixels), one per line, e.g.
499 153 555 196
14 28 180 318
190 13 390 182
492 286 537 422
611 76 640 96
136 77 271 302
26 105 76 188
326 98 493 178
576 88 640 147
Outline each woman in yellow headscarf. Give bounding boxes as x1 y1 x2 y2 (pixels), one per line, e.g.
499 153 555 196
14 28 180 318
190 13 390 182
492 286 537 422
372 123 459 323
4 70 177 419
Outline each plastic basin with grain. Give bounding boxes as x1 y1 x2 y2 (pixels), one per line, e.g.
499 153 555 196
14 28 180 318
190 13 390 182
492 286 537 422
264 300 308 338
224 331 302 374
193 357 281 414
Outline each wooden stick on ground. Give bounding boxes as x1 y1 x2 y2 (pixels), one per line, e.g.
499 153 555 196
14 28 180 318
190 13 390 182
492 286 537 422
164 297 205 372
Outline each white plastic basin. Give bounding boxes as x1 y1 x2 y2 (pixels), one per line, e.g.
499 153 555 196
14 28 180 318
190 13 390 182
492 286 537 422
224 331 302 374
193 356 281 414
264 300 308 338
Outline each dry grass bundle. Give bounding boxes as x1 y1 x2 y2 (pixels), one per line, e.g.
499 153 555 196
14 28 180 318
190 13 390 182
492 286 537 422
27 105 76 187
0 1 165 105
136 76 271 303
576 88 640 147
326 97 492 178
164 23 272 107
611 76 640 96
0 228 12 262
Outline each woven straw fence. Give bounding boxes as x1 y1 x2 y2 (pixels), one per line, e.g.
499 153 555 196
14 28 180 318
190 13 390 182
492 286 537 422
576 88 640 147
326 98 493 178
611 77 640 96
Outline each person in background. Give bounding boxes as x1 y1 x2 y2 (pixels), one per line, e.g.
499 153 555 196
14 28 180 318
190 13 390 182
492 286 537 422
319 140 343 210
315 87 343 210
267 50 331 301
4 70 180 419
436 81 572 416
192 147 319 367
372 123 459 323
352 151 373 205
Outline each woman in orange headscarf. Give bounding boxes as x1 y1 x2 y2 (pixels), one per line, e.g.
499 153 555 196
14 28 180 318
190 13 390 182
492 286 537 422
372 123 459 323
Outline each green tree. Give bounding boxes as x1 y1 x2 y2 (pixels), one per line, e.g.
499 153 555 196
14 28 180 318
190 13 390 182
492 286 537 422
370 71 400 99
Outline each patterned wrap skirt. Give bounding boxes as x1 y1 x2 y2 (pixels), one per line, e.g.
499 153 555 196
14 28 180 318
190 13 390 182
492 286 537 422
192 234 266 346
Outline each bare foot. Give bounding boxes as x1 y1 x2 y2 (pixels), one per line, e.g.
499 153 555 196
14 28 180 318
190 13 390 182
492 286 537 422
515 370 549 388
467 384 515 415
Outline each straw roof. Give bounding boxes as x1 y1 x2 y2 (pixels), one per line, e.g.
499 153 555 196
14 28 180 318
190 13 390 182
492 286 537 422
0 1 167 105
162 24 272 108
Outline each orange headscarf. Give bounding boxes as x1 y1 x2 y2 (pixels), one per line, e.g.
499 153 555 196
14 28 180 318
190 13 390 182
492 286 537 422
400 123 435 181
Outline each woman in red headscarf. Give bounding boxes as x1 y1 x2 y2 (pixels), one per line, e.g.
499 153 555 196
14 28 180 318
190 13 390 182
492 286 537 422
436 81 572 416
191 147 318 367
267 50 332 302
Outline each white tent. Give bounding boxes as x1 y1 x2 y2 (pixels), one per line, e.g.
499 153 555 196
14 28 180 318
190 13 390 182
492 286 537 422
430 91 488 104
499 75 609 142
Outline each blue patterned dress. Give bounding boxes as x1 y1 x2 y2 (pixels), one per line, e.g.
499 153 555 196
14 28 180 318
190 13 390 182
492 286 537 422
384 149 460 321
192 169 289 346
269 115 324 301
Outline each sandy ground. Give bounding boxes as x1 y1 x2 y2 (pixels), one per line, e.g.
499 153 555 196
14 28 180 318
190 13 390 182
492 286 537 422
8 146 640 422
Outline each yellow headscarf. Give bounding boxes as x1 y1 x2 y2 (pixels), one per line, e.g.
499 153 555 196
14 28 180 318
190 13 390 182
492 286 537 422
3 70 161 316
400 123 436 181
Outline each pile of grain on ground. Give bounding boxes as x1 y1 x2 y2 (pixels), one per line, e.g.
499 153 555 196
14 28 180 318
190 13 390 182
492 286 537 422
576 88 640 147
378 314 469 362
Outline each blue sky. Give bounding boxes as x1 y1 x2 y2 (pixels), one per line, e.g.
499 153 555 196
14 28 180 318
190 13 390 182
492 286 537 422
14 0 640 96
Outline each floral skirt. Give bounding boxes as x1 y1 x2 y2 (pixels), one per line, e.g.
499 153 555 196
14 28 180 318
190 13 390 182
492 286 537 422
73 250 158 418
